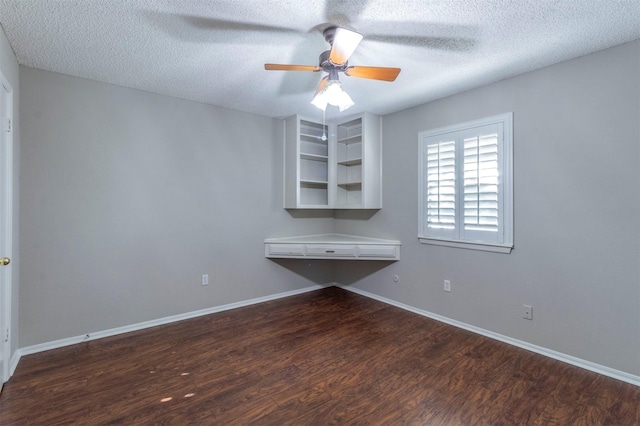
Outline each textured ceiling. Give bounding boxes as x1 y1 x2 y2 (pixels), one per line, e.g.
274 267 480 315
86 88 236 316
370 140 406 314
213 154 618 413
1 0 639 120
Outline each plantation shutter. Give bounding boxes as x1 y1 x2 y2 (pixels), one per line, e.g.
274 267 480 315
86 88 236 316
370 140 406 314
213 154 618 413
461 124 502 242
418 113 512 252
425 140 456 238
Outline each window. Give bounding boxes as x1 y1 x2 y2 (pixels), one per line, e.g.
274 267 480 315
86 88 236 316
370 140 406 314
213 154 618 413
418 113 513 253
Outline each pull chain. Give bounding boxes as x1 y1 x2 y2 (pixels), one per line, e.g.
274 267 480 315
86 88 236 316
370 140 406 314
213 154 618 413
321 108 327 141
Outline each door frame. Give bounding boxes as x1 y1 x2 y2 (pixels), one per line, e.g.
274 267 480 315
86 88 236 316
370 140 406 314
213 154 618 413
0 69 13 385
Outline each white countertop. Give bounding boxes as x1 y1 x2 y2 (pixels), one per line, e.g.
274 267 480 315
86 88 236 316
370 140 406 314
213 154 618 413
264 233 401 245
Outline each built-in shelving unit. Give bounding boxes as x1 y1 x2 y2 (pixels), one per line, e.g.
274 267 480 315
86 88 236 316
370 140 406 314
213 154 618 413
336 117 364 207
299 119 329 207
284 113 381 209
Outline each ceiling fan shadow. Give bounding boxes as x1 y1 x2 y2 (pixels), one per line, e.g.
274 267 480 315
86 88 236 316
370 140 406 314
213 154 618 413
141 10 302 44
362 21 479 52
323 0 369 28
366 34 477 52
273 35 328 96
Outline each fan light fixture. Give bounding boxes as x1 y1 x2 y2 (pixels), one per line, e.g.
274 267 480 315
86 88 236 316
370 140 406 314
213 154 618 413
265 26 400 113
311 79 354 112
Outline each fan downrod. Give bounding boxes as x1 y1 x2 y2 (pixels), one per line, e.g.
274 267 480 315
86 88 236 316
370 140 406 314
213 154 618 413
323 26 338 45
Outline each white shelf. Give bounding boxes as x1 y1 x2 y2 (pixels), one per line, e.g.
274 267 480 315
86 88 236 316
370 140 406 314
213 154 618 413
300 153 328 162
337 134 362 144
265 234 401 260
337 158 362 166
300 179 328 185
300 132 325 139
300 120 327 138
337 181 362 187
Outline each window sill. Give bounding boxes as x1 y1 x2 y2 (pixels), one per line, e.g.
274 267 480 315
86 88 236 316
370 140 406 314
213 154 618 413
418 237 513 254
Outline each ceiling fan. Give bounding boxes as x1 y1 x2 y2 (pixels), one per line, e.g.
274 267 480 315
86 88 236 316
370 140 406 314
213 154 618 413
264 26 401 111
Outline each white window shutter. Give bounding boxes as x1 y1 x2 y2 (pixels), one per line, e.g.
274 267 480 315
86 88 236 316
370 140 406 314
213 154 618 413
461 124 502 243
426 141 456 232
418 113 512 252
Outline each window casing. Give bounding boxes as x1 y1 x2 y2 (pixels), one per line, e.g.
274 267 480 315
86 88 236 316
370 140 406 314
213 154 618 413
418 113 513 253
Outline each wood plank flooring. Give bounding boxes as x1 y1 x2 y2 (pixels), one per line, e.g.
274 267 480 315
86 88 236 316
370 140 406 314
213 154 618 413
1 287 638 425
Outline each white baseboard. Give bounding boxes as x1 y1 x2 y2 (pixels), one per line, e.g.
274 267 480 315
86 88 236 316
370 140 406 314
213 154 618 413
12 284 328 371
12 283 638 387
9 350 20 377
340 285 640 387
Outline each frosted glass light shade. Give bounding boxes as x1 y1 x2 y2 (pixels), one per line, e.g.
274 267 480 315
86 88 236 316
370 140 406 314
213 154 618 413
311 80 354 112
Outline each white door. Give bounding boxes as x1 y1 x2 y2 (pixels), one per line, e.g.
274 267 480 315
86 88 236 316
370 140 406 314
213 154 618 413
0 73 13 387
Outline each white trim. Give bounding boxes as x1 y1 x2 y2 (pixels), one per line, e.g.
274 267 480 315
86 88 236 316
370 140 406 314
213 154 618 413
0 70 13 385
9 350 19 376
15 285 328 359
12 283 638 388
340 285 640 387
418 237 513 253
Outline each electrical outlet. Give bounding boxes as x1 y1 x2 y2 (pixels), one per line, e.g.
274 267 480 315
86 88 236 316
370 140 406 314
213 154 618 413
523 304 533 320
443 280 451 292
201 274 209 286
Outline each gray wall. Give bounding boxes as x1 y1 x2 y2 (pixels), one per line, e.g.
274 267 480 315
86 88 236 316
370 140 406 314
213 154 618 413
19 68 334 346
17 40 640 378
0 24 19 358
335 40 640 376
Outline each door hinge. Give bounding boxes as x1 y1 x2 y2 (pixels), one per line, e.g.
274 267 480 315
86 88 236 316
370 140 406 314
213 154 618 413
2 118 10 133
4 328 8 342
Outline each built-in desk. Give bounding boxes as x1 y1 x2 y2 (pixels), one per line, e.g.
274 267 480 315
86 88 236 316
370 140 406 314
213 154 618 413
264 234 401 261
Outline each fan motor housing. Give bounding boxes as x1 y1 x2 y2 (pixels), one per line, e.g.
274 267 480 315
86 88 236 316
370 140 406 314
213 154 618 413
319 50 348 72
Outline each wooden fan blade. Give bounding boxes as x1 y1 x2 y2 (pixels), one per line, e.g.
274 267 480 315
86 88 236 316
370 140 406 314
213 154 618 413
264 64 321 72
329 28 363 65
314 76 329 96
345 66 401 82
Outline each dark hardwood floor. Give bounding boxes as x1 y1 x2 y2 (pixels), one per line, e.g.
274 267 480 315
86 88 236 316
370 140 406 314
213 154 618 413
1 287 638 425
